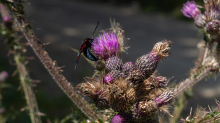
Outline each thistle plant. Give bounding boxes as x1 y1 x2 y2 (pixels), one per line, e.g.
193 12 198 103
2 0 220 123
76 20 174 122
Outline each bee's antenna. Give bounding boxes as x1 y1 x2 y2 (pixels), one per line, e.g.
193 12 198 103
92 21 99 39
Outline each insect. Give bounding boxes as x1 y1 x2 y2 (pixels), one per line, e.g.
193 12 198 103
74 21 99 69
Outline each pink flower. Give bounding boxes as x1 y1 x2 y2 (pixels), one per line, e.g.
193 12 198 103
92 31 120 60
181 1 201 18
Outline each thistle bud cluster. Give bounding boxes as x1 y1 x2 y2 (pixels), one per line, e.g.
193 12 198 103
76 21 174 122
182 0 220 68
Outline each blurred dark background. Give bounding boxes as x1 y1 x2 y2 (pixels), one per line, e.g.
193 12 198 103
0 0 219 122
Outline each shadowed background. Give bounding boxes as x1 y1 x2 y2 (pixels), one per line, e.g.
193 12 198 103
0 0 219 122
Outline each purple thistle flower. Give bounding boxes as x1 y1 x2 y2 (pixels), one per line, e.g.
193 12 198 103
181 1 201 18
104 74 114 85
0 71 9 82
92 31 120 60
3 16 10 22
111 113 132 123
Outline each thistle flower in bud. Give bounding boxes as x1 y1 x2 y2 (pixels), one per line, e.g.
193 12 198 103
135 77 155 101
122 62 134 76
0 71 9 82
128 67 145 85
181 1 201 19
76 78 109 109
135 40 172 78
194 14 206 28
92 31 120 60
153 91 173 107
205 19 220 34
105 56 123 71
104 70 124 85
111 113 132 123
154 76 168 87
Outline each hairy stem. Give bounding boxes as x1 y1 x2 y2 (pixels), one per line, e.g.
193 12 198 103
174 67 212 97
0 2 102 121
171 46 206 122
0 3 42 123
14 55 42 123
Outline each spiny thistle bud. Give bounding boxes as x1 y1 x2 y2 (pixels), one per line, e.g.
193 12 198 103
181 1 201 19
105 56 123 71
76 78 109 109
154 76 168 87
111 113 132 123
104 70 124 85
194 14 206 28
135 77 155 101
122 62 134 76
128 67 145 85
92 31 120 60
153 91 173 107
135 40 172 78
131 100 158 122
205 19 220 34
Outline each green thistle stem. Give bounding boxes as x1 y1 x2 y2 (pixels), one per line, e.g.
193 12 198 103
14 55 42 123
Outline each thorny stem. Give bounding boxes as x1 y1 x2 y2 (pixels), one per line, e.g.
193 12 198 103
14 55 42 123
171 45 206 123
0 4 42 123
174 67 213 97
1 2 102 121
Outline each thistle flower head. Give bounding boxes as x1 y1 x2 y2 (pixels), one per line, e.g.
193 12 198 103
122 62 134 76
194 14 206 28
152 40 172 59
154 76 168 87
106 78 129 112
153 91 173 107
181 1 201 18
76 77 110 109
135 77 155 101
76 77 104 100
131 100 158 122
205 19 220 34
92 31 120 60
104 70 124 85
204 0 220 21
111 113 132 123
128 67 145 85
105 56 123 71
